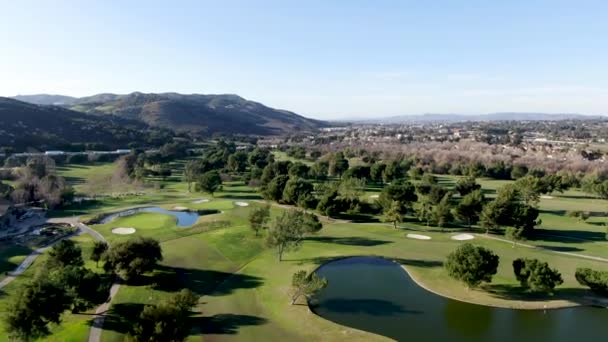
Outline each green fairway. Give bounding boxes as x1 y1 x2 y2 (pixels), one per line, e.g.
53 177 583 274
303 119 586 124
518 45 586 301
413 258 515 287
11 162 608 341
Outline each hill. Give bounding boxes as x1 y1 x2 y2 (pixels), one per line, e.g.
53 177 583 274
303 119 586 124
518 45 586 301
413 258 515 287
12 94 77 106
18 92 325 135
362 112 605 124
0 97 171 151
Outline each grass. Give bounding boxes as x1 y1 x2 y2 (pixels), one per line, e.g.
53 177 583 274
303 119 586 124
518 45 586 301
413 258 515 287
0 233 101 342
0 243 31 278
8 162 608 340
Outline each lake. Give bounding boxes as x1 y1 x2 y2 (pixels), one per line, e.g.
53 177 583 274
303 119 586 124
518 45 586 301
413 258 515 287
312 256 607 342
99 207 199 227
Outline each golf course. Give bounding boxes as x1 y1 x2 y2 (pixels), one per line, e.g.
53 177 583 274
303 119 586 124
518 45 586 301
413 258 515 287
1 157 608 342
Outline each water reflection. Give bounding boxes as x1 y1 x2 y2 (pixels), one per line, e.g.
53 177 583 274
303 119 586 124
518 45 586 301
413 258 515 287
312 256 607 342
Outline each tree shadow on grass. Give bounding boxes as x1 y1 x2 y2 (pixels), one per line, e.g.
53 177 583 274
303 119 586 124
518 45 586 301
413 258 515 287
312 298 420 316
541 209 606 217
535 245 584 252
93 303 146 334
134 265 263 297
219 194 263 200
529 229 606 243
305 236 393 247
198 314 268 334
335 213 380 223
482 284 600 306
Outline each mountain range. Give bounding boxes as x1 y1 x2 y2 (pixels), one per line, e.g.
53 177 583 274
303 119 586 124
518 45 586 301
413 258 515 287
12 92 325 135
358 112 606 124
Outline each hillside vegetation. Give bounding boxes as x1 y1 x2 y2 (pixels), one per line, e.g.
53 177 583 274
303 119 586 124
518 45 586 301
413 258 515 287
0 97 171 152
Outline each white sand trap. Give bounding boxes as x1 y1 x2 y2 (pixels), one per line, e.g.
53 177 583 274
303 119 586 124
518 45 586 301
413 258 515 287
234 201 249 207
172 206 189 211
541 195 554 199
406 233 431 240
112 227 136 235
193 199 210 204
451 233 475 241
369 194 380 199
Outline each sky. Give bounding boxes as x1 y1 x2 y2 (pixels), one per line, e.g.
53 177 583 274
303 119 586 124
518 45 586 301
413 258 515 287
1 0 607 119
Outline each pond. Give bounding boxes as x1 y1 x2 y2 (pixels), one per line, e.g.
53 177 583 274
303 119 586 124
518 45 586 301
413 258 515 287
99 207 200 227
311 256 607 342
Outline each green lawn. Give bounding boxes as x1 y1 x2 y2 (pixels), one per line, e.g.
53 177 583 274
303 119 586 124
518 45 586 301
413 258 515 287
0 233 101 342
0 243 31 278
9 162 608 341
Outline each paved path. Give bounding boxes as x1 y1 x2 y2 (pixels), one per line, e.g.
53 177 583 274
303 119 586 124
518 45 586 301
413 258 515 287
0 230 81 289
0 214 119 342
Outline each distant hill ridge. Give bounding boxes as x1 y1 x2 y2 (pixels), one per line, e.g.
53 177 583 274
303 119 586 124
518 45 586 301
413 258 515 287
0 97 159 151
12 92 325 135
361 112 606 124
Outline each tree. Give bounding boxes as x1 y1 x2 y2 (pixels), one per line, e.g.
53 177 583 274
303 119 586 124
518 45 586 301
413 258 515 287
445 243 499 288
454 190 484 227
480 185 540 235
329 152 349 178
513 258 563 293
131 289 199 342
47 265 110 313
248 148 273 169
103 237 163 281
433 193 453 229
378 179 417 214
266 210 323 261
195 170 222 197
342 165 371 180
455 176 481 196
310 160 329 180
282 177 314 205
414 196 435 226
262 175 289 202
480 200 504 233
4 277 72 340
370 163 386 184
316 188 346 217
91 241 109 267
504 227 524 247
290 270 328 305
48 240 84 268
183 161 201 192
288 162 310 179
382 160 406 183
575 268 608 295
384 201 405 229
249 204 271 237
227 151 248 173
510 165 528 179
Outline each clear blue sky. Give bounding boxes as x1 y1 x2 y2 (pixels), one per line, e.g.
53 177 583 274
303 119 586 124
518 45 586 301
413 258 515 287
1 0 607 119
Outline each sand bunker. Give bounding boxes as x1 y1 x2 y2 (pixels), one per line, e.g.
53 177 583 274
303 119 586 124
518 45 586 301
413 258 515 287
193 199 210 204
451 233 475 241
406 233 431 240
172 206 189 211
234 201 249 207
112 227 136 235
540 195 554 199
369 194 380 199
